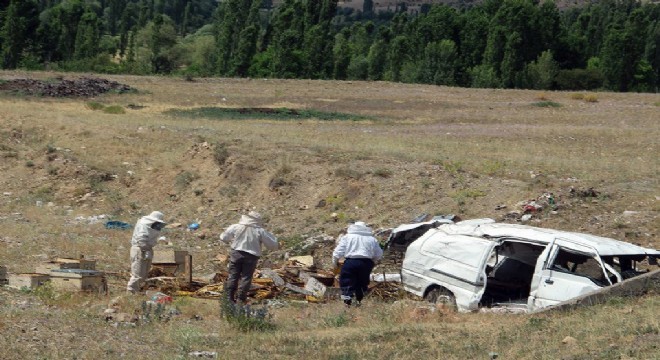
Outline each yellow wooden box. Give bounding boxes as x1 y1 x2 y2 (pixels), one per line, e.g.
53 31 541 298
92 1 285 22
153 249 188 274
49 269 106 292
153 249 188 264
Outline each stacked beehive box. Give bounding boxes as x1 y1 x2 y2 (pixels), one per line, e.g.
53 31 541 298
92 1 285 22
36 257 106 293
8 273 50 290
152 249 189 276
49 269 106 293
4 257 105 292
36 257 96 274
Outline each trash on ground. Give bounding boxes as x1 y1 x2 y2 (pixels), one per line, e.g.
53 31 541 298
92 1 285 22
188 351 218 358
104 221 132 230
370 273 401 282
147 291 173 304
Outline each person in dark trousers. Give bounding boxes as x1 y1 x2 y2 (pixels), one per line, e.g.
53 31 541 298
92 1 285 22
332 221 383 307
219 211 278 304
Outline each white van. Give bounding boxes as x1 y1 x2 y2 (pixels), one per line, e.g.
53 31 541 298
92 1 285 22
400 219 659 312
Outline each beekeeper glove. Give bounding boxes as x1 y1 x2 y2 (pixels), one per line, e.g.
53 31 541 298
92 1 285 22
142 249 153 260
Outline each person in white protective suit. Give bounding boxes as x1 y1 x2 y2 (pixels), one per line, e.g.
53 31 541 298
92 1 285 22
126 211 167 294
332 221 383 307
219 211 278 304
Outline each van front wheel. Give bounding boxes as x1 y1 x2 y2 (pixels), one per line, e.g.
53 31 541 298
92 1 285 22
425 287 457 311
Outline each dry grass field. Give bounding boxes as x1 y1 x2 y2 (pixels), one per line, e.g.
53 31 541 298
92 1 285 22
0 70 658 359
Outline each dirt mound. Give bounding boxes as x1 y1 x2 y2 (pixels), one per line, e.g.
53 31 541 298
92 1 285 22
0 77 134 97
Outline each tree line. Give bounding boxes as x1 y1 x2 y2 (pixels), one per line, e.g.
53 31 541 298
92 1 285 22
1 0 658 92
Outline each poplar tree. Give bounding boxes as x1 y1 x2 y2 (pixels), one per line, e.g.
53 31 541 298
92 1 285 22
1 0 38 68
74 9 101 60
230 0 261 76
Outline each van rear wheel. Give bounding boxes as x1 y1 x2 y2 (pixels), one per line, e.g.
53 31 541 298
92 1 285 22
425 287 457 310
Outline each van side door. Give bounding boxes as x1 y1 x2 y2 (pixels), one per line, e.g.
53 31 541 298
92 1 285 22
529 238 609 310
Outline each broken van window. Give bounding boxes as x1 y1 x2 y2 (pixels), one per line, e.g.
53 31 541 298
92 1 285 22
601 255 649 280
551 248 608 286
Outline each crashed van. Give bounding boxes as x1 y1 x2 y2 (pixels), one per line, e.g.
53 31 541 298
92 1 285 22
401 219 660 312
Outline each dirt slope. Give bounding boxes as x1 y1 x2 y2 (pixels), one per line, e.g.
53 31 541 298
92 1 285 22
0 72 657 277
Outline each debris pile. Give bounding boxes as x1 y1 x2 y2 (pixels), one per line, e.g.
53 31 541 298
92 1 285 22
147 255 403 303
0 77 134 97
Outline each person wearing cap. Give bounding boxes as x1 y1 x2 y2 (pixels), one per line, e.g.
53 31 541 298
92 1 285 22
220 211 278 304
332 221 383 307
126 211 167 294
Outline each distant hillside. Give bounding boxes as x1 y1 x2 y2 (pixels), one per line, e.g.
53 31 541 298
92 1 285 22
337 0 595 12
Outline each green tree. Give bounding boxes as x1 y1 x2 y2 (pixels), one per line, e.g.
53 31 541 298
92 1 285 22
458 7 489 74
483 0 543 87
333 30 350 79
348 22 373 59
386 35 408 82
367 38 387 80
470 64 501 88
144 14 178 73
412 4 458 57
230 0 261 76
126 29 136 63
74 9 101 60
215 0 261 75
57 0 86 61
522 50 558 89
106 0 126 35
642 19 659 91
420 39 457 86
1 0 39 68
347 55 368 80
601 8 647 92
302 0 337 78
271 29 304 78
181 2 191 35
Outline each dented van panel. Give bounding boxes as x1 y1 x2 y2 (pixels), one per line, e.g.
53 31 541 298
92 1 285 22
400 219 660 313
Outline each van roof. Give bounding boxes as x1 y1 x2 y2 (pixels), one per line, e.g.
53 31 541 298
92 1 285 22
438 220 659 257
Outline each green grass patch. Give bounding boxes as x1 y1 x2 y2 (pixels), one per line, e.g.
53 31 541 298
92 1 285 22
86 101 105 110
165 107 371 121
531 101 562 108
220 295 275 332
102 105 125 114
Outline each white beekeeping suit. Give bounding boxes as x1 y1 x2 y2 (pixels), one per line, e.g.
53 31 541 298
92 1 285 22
126 211 166 293
219 211 279 303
